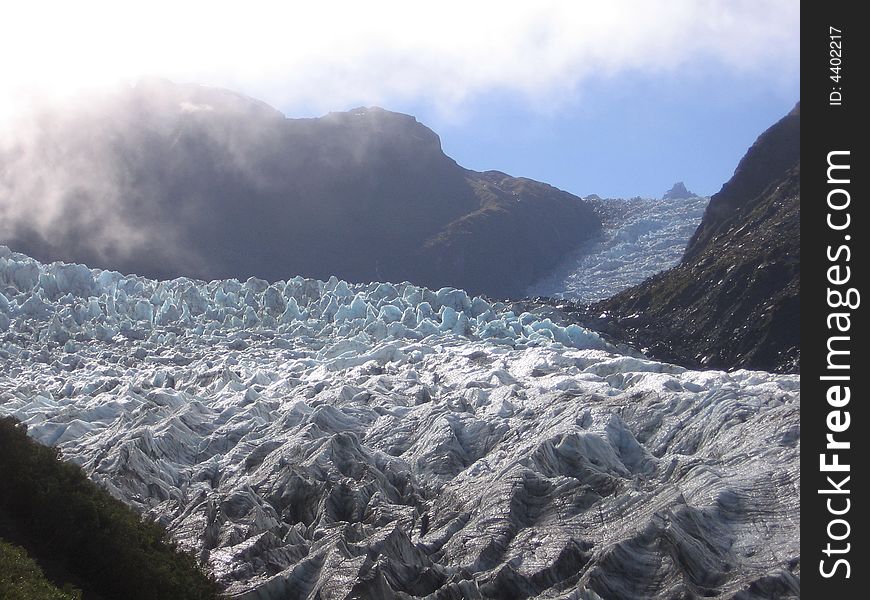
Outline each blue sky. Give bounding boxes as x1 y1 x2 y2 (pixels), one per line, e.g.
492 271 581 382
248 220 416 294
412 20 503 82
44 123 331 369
3 1 799 199
389 71 799 199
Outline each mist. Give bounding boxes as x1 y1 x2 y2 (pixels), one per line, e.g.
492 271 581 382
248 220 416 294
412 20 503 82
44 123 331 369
0 80 599 296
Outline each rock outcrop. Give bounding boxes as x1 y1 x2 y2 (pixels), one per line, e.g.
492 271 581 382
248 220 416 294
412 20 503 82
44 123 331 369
588 104 800 372
661 181 696 200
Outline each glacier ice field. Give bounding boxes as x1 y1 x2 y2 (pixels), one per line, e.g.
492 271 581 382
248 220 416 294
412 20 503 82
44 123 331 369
527 195 709 302
0 246 799 599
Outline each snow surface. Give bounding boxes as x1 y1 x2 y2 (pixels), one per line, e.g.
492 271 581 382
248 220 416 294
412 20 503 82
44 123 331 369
1 246 799 599
527 196 709 302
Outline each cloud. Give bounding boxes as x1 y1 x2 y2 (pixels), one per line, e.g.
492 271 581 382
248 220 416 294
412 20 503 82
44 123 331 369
1 0 798 119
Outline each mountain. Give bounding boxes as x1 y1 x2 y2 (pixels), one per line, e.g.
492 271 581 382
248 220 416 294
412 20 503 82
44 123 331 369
0 247 800 599
588 104 800 372
661 181 696 200
0 79 599 298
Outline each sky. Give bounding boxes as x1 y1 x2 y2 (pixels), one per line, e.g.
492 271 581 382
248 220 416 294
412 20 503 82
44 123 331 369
1 1 799 198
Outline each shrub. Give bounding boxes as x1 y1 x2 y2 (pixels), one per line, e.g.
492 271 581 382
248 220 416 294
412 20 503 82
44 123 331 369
0 538 81 600
0 417 221 600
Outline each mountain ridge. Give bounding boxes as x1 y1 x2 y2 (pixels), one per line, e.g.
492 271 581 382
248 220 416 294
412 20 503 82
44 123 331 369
587 103 800 372
0 80 600 298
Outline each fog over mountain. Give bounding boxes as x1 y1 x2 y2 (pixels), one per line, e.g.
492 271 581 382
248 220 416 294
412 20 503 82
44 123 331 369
1 80 599 298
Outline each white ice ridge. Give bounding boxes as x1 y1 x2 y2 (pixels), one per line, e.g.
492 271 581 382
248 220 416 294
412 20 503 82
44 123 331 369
0 246 800 599
527 195 709 302
0 247 608 354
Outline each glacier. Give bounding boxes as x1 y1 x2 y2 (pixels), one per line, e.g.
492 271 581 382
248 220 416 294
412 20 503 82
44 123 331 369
527 195 709 303
0 246 799 599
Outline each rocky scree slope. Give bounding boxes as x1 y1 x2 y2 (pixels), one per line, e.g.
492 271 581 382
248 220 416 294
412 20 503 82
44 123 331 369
0 79 599 298
1 248 800 599
585 104 800 373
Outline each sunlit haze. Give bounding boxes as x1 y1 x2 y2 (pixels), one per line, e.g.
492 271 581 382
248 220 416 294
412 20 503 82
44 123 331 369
3 0 799 196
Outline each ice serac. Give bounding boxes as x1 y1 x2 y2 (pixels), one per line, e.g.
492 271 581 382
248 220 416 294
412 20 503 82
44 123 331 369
526 195 709 302
589 104 800 373
1 249 799 599
0 80 599 298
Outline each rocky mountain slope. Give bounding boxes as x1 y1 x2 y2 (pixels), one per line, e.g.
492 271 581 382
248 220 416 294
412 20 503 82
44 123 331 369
584 105 800 373
1 247 800 599
0 80 599 298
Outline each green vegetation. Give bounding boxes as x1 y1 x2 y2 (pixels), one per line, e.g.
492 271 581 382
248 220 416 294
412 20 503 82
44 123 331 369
0 416 221 600
0 539 80 600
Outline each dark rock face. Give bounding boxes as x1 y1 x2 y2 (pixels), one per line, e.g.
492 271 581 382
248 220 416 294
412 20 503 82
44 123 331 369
661 181 695 200
0 80 599 298
589 104 800 373
421 172 601 299
683 105 800 260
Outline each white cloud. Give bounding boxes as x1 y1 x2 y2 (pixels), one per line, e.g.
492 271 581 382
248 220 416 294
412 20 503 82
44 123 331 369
1 0 799 119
